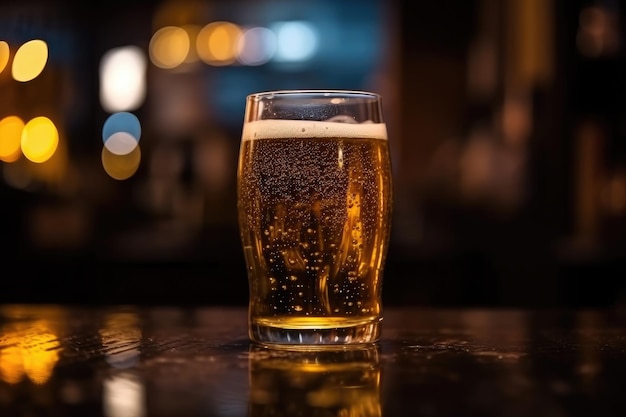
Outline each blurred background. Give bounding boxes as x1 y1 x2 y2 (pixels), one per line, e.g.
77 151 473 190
0 0 624 308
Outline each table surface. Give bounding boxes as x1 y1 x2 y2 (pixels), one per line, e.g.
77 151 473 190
0 305 625 417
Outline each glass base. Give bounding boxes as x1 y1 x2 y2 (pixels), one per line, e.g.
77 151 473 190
249 317 381 347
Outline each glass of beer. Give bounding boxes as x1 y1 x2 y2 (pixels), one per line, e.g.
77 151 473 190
237 90 393 346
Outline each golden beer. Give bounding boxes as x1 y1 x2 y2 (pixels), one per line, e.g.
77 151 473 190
238 115 392 345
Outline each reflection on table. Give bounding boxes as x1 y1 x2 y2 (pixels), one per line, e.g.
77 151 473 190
249 345 381 416
0 305 625 416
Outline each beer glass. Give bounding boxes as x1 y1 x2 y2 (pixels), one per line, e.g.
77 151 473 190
237 90 392 346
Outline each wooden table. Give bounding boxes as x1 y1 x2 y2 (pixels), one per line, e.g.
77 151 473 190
0 305 625 416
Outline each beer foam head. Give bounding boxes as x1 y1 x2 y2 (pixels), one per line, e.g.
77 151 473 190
242 119 388 141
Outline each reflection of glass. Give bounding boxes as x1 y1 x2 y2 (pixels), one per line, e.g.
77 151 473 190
248 345 381 417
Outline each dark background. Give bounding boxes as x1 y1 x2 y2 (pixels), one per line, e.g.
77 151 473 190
1 0 625 308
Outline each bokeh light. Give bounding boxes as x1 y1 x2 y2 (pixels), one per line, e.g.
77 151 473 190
104 132 140 156
102 144 141 181
100 46 147 112
12 39 48 82
0 115 24 162
237 27 277 66
272 21 318 62
21 116 58 163
102 111 141 155
149 26 190 69
196 21 242 66
0 41 9 75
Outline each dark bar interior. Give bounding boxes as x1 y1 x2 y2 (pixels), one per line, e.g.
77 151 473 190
2 2 626 417
1 0 625 308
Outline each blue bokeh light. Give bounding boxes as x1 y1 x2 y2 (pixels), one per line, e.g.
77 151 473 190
102 111 141 143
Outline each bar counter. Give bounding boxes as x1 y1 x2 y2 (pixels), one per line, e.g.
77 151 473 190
0 304 625 416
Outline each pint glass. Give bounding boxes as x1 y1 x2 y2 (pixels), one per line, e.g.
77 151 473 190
237 90 393 346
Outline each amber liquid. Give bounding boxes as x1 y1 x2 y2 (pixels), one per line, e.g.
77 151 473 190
238 136 392 343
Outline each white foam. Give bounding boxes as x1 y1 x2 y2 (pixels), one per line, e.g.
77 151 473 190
242 119 388 141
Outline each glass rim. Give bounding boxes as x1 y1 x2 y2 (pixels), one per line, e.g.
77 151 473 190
246 89 382 101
